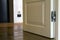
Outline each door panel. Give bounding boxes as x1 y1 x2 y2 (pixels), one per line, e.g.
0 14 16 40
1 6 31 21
27 1 45 26
23 0 51 38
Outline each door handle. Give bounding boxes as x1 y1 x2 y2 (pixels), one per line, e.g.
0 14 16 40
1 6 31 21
51 11 56 22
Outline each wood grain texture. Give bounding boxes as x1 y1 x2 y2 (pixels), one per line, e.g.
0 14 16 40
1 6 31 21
0 23 55 40
0 23 23 40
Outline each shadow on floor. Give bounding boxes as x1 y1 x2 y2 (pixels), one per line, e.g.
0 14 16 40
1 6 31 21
23 31 55 40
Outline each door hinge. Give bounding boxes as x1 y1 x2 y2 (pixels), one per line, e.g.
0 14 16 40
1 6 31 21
51 11 56 22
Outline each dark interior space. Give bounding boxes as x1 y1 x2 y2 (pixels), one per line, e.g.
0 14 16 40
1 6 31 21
0 0 13 23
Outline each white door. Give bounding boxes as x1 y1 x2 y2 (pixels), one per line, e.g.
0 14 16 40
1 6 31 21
23 0 54 38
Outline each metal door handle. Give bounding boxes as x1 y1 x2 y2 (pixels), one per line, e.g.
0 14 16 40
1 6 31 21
51 11 56 22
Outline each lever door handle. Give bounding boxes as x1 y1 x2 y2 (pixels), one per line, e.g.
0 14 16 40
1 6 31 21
51 11 56 22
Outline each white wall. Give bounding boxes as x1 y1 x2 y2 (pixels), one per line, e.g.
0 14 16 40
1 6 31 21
13 0 23 23
55 0 60 40
57 0 60 40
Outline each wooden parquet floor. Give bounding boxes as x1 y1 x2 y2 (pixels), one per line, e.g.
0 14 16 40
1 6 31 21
0 23 55 40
